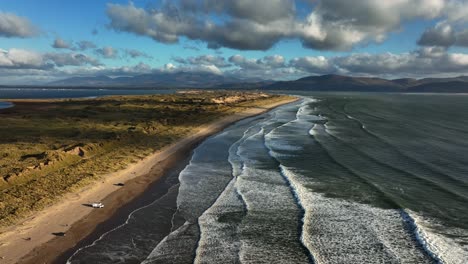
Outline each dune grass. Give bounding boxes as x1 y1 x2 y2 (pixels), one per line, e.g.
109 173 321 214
0 91 293 227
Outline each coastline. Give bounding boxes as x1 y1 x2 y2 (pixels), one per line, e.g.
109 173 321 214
0 102 14 109
0 96 298 264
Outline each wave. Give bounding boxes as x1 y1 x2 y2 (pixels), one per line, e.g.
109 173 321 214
264 99 437 263
142 105 301 263
141 222 199 264
403 210 468 264
193 123 260 263
234 127 310 263
72 94 468 264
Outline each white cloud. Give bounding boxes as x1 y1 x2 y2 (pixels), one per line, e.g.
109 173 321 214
95 46 119 58
0 48 47 69
289 56 334 74
124 49 153 59
228 54 286 70
52 37 73 49
105 0 465 51
0 11 38 38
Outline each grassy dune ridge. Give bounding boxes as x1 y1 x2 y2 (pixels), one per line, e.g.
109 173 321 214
0 91 292 227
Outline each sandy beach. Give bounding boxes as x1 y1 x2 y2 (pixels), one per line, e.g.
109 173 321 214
0 97 297 264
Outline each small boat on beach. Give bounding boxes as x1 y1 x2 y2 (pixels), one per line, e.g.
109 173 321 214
91 202 104 208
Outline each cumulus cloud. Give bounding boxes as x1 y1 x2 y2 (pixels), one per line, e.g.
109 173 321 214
305 48 468 77
106 1 292 50
123 49 153 59
60 62 154 77
289 56 336 74
95 46 118 58
226 54 297 80
76 40 97 51
0 11 38 38
0 48 101 71
226 49 468 79
105 0 462 51
0 62 155 85
415 1 468 48
182 44 201 51
0 48 49 69
52 37 73 49
296 0 448 50
164 63 176 71
193 0 295 23
418 22 468 48
229 54 285 70
174 54 230 68
169 50 468 79
44 52 102 67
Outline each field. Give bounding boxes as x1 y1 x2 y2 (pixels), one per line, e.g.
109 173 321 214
0 91 291 227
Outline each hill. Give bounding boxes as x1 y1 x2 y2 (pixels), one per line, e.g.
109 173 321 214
266 74 468 93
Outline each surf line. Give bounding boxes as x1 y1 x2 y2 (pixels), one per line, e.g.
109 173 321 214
262 138 317 262
399 210 443 264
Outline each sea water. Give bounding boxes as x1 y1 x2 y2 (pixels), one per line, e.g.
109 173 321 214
68 93 468 264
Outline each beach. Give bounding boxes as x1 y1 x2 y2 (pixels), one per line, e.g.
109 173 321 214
0 96 298 264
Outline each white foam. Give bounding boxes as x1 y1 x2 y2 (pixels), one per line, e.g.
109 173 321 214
194 180 244 264
405 210 468 264
279 166 434 264
141 222 198 264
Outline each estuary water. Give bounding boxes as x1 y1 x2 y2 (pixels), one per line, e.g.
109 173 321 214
0 101 13 109
0 88 174 99
68 93 468 264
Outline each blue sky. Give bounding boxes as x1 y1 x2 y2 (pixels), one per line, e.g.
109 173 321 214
1 0 468 84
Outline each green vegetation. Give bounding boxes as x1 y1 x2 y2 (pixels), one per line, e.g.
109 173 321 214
0 91 292 227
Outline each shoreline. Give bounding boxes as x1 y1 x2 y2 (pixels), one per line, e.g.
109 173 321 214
0 102 14 109
0 96 298 264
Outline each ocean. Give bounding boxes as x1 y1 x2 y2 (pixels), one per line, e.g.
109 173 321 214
64 93 468 263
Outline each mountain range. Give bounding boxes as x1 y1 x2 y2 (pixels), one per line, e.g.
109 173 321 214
267 74 468 93
48 72 269 89
46 72 468 93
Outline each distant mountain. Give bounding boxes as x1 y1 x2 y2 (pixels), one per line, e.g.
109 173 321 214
268 74 402 92
266 74 468 93
47 72 468 93
49 72 257 88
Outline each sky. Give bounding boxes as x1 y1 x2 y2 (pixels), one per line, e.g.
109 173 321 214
1 0 468 84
